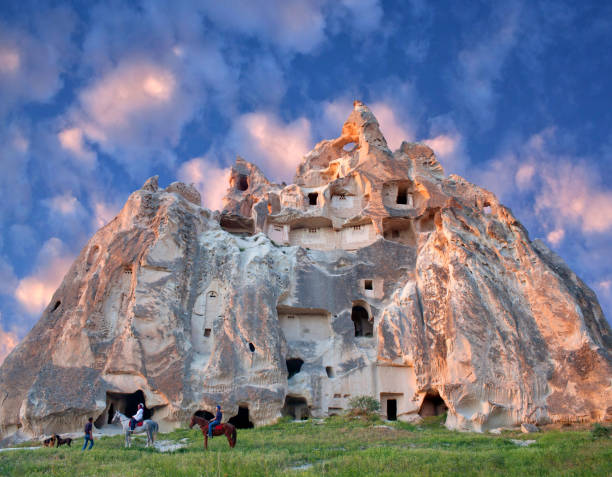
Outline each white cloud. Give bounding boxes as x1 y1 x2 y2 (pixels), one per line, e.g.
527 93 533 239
229 111 312 181
0 9 75 118
515 163 536 189
453 3 521 125
546 228 565 246
58 127 96 166
80 61 176 129
14 238 74 316
201 0 327 54
178 157 231 211
46 192 80 215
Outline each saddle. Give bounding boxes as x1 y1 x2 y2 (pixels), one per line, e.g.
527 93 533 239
136 421 144 427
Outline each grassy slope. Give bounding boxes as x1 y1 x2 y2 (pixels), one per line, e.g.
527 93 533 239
1 416 610 477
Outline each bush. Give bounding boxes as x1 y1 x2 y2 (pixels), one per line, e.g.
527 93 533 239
347 396 380 417
591 423 610 439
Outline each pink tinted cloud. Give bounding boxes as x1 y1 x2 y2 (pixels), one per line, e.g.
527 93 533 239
177 157 230 211
14 238 74 315
92 200 122 230
370 102 415 151
58 127 95 167
231 112 312 181
0 325 19 365
479 128 612 247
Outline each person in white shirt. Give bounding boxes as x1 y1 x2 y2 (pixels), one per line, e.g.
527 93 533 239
130 403 144 431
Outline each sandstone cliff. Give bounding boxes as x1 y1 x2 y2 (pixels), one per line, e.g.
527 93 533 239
1 101 611 442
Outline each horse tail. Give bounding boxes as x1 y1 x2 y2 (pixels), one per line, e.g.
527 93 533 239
231 426 237 447
153 421 159 435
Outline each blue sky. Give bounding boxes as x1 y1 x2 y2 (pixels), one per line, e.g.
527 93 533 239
1 0 611 362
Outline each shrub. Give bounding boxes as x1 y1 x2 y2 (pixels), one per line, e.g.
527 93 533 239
348 396 380 417
591 423 610 439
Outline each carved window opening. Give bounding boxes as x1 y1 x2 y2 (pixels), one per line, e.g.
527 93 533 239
274 225 283 232
325 366 334 378
237 174 249 191
387 399 397 420
208 291 217 298
396 186 408 205
351 305 373 337
338 194 346 200
418 391 448 417
229 406 254 429
308 193 318 206
51 300 61 312
353 225 361 231
204 328 211 337
364 280 373 291
286 358 304 379
248 342 255 352
308 228 317 234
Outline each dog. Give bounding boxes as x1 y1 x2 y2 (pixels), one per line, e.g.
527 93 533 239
54 434 72 447
42 435 56 447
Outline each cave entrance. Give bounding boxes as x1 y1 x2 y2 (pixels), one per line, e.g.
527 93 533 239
286 358 304 379
418 391 448 417
228 406 254 429
96 390 151 428
194 410 214 420
281 396 309 420
351 305 373 337
387 399 397 421
237 174 249 191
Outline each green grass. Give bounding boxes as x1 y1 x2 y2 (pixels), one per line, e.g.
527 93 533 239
1 416 610 476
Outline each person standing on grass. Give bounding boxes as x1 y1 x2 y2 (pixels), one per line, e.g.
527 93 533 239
82 417 94 450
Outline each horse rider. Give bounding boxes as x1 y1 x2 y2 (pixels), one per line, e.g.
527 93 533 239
130 403 144 431
208 405 222 438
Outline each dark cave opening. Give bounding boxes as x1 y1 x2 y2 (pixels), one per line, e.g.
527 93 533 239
96 390 152 428
228 406 254 429
418 391 448 417
351 305 373 337
281 396 309 420
237 174 249 191
195 409 214 421
286 358 304 379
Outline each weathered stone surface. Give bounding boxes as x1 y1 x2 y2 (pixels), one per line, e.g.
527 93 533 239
0 101 611 442
521 423 540 434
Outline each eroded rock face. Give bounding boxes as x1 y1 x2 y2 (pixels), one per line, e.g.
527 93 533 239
1 101 611 442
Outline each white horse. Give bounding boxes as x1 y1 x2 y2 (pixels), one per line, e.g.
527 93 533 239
111 410 159 448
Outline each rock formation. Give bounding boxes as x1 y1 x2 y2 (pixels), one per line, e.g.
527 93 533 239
1 101 611 443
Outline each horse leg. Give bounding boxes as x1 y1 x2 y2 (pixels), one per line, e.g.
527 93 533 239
204 433 208 450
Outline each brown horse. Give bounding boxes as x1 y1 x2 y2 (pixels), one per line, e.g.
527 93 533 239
189 414 237 450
